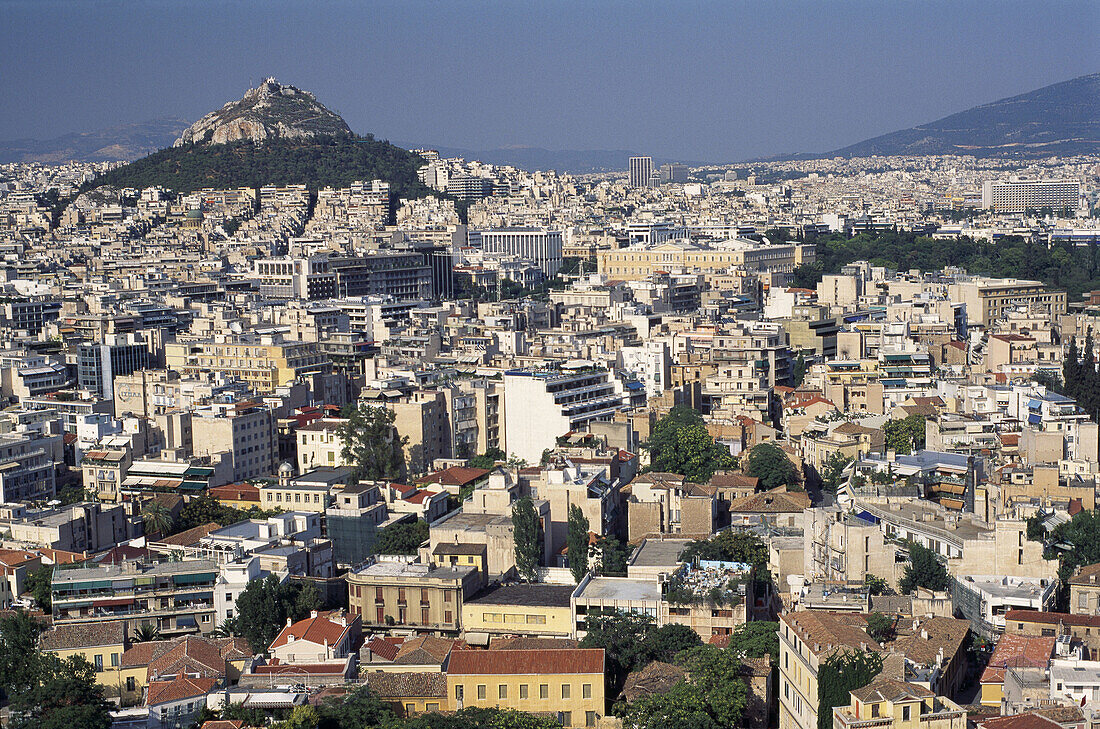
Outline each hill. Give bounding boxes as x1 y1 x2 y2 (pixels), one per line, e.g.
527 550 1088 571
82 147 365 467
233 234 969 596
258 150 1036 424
81 134 433 199
175 77 351 147
400 144 708 174
826 73 1100 158
0 118 188 163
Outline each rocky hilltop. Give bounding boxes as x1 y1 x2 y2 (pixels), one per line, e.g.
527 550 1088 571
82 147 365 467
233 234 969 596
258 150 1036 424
174 77 352 147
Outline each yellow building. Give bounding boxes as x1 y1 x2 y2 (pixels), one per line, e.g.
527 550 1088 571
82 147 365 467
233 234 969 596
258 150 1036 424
365 671 447 717
164 333 330 391
833 679 966 729
1069 563 1100 615
39 622 129 703
460 583 575 640
446 648 605 728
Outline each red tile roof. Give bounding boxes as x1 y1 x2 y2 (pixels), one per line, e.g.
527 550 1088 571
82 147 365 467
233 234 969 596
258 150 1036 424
416 466 490 487
978 713 1064 729
147 675 218 705
446 648 604 676
980 633 1055 684
270 614 352 651
1005 609 1100 628
365 637 401 661
208 483 261 502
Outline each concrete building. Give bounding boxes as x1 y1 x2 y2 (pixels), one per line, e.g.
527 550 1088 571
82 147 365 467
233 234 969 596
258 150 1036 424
192 401 278 482
981 179 1081 213
346 558 481 632
629 156 654 188
474 228 564 278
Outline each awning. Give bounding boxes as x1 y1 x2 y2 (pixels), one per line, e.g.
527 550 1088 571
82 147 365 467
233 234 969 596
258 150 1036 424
464 632 490 646
93 597 135 608
1028 413 1042 424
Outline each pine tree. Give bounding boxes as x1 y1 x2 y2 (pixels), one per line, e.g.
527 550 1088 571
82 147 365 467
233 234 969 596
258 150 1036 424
1085 328 1097 418
1065 334 1080 403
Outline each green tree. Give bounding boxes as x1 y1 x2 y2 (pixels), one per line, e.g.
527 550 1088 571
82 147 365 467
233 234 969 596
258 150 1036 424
820 451 853 493
680 530 768 569
511 497 541 582
864 574 890 596
131 622 160 642
24 564 53 613
594 536 631 576
469 447 506 470
394 707 562 728
644 623 703 664
726 620 780 659
645 406 736 483
678 644 750 728
317 685 396 729
865 612 895 643
140 500 174 536
579 609 657 678
620 681 718 729
567 504 590 583
0 610 46 699
337 403 408 481
1046 508 1100 581
791 352 807 387
883 414 927 455
744 442 801 491
816 650 884 729
9 654 111 729
374 520 430 555
898 542 950 593
233 575 322 653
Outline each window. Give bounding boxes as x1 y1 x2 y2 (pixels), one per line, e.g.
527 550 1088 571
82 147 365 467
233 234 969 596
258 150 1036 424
871 704 879 718
126 676 135 691
422 608 430 624
499 685 508 699
520 684 529 699
445 610 452 623
562 684 570 699
586 711 597 727
583 683 591 699
477 685 486 700
903 706 911 721
426 703 439 711
558 712 571 727
455 686 464 701
94 654 103 670
540 684 549 699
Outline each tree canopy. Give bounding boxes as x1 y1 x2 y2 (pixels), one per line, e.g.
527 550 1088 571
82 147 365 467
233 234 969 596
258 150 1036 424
680 530 768 570
726 620 780 660
511 497 541 582
744 442 801 491
883 414 927 455
1044 508 1100 581
820 451 853 493
898 542 950 594
817 650 884 729
338 403 408 481
567 504 590 583
224 575 322 652
645 406 735 483
619 644 749 729
374 520 430 556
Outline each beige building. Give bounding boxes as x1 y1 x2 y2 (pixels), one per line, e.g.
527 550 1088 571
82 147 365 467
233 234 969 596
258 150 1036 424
948 278 1066 328
832 679 966 729
598 239 813 281
191 402 278 481
389 390 451 476
347 559 481 632
446 648 605 728
461 583 575 639
1069 563 1100 616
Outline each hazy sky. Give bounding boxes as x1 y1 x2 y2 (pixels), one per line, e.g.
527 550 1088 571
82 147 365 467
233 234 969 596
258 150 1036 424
2 0 1097 161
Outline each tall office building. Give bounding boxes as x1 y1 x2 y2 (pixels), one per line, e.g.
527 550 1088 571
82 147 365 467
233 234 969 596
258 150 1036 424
77 333 151 401
981 179 1081 213
474 228 564 277
629 156 654 188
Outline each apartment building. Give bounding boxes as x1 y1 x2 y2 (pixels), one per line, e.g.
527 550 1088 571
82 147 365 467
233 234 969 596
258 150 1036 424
51 559 218 637
164 332 331 391
981 179 1080 213
191 402 278 481
0 427 61 502
832 679 966 729
0 501 130 552
597 238 814 281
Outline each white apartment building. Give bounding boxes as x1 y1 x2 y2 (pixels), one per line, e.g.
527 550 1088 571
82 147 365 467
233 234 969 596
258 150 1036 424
981 179 1081 213
472 228 563 277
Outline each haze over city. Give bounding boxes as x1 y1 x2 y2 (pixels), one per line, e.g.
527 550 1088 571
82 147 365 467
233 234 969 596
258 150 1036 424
2 0 1098 160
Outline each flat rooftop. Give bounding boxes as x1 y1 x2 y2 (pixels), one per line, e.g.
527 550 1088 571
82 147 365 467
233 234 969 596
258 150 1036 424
628 538 690 568
575 577 661 602
466 583 576 608
957 575 1052 601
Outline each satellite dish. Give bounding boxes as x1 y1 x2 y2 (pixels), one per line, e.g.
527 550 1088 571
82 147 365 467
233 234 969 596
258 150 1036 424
230 321 244 334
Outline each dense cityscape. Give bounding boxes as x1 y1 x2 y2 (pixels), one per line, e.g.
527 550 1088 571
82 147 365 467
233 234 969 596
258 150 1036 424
1 8 1100 729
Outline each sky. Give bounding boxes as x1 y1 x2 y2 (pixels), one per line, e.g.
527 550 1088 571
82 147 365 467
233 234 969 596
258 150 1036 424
1 0 1098 162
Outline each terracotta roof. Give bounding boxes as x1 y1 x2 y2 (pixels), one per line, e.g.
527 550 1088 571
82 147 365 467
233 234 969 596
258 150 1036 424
781 611 878 656
252 660 349 675
365 637 400 661
619 661 686 702
122 640 172 667
890 616 969 666
852 678 933 703
1005 609 1100 628
489 637 579 651
709 472 759 490
147 675 218 705
208 483 261 502
728 488 810 514
155 522 221 546
446 648 604 676
40 621 126 651
200 721 244 729
1068 564 1100 586
394 635 455 665
978 713 1065 729
980 633 1055 684
1033 706 1087 725
0 549 40 568
149 636 230 679
365 671 447 699
270 614 353 651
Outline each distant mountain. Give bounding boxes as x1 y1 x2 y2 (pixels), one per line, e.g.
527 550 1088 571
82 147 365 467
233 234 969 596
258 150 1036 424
399 143 706 174
826 73 1100 158
83 82 431 202
0 118 188 163
175 77 351 147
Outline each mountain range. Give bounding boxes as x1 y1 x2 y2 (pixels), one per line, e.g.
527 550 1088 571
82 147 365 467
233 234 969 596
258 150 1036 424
2 72 1096 170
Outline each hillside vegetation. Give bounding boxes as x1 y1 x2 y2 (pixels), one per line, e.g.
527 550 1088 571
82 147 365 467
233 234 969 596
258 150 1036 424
82 135 434 199
791 229 1100 300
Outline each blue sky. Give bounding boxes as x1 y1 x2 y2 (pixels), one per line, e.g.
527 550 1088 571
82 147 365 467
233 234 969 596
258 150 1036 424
1 0 1097 161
